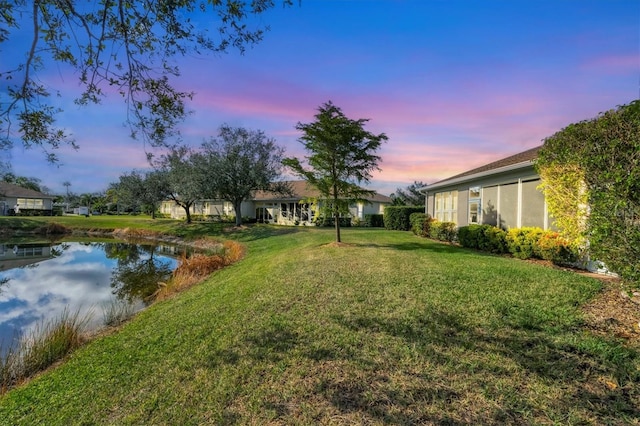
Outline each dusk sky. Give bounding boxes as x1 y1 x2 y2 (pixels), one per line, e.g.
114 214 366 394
2 0 638 196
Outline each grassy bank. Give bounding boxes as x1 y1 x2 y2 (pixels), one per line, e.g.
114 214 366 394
0 222 638 424
0 215 246 242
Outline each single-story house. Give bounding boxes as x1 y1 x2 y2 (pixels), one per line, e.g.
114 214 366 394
423 146 552 230
0 182 55 216
0 242 53 271
160 180 392 225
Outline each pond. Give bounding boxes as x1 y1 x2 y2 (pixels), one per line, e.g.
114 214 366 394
0 238 186 351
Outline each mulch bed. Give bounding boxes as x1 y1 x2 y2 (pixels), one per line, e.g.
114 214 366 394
581 275 640 345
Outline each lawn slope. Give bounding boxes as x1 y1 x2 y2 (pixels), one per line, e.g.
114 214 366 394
1 226 638 424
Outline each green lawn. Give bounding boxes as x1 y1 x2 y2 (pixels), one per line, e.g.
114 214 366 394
0 220 638 424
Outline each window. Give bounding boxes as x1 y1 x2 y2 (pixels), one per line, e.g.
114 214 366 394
17 198 44 209
468 186 481 224
434 190 458 224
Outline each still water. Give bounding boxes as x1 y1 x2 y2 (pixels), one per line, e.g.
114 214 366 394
0 239 184 348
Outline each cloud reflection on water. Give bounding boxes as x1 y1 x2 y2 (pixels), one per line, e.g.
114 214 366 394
0 241 178 346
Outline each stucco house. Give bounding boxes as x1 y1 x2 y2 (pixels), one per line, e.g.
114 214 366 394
0 242 53 271
0 182 55 216
424 146 552 230
160 180 392 225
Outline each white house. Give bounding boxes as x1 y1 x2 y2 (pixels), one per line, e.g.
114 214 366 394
0 182 55 216
160 180 392 225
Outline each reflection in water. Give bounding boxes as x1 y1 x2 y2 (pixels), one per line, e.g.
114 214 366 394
0 240 181 350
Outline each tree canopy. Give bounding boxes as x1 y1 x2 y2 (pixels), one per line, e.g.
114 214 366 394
155 145 204 223
113 170 169 218
1 172 45 192
283 101 387 243
536 100 640 285
197 125 288 226
1 1 294 161
391 181 427 206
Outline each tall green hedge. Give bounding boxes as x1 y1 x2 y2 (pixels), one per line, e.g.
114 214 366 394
537 100 640 284
384 206 424 231
364 214 384 227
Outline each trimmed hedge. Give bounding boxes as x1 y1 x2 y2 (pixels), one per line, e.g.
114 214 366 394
316 216 352 227
458 225 577 265
364 214 385 228
536 231 578 265
429 221 457 243
384 206 424 231
409 213 432 236
506 227 545 260
458 224 508 254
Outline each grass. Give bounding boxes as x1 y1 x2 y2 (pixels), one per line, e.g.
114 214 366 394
1 309 89 393
102 300 138 328
0 220 638 424
0 215 236 240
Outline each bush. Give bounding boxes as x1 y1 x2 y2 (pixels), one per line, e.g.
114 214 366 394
458 224 508 254
506 227 545 260
480 226 508 254
457 225 483 249
409 213 431 236
429 221 457 242
364 214 384 228
536 231 578 265
384 206 424 231
316 216 352 227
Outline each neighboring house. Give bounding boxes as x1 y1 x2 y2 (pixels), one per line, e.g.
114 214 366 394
0 182 55 216
0 243 53 271
159 199 242 221
160 180 392 225
424 146 552 230
252 180 392 226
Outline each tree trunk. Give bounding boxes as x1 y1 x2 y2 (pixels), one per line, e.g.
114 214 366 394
234 200 243 226
183 203 192 224
333 188 341 243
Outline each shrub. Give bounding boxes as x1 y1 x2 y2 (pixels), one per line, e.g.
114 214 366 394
506 227 545 260
36 222 71 235
364 214 384 228
458 224 508 254
429 221 457 242
480 226 508 254
316 216 352 227
409 213 431 236
457 225 483 249
384 206 424 231
536 231 578 265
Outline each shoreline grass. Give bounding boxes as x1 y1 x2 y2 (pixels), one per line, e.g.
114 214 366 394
0 220 638 424
1 309 89 393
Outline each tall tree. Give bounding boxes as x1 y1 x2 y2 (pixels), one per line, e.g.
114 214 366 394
283 101 387 243
1 1 294 161
391 181 427 206
115 170 169 218
197 125 288 226
156 145 204 224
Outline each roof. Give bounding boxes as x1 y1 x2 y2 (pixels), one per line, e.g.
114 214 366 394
425 145 541 191
0 182 54 199
253 180 392 203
